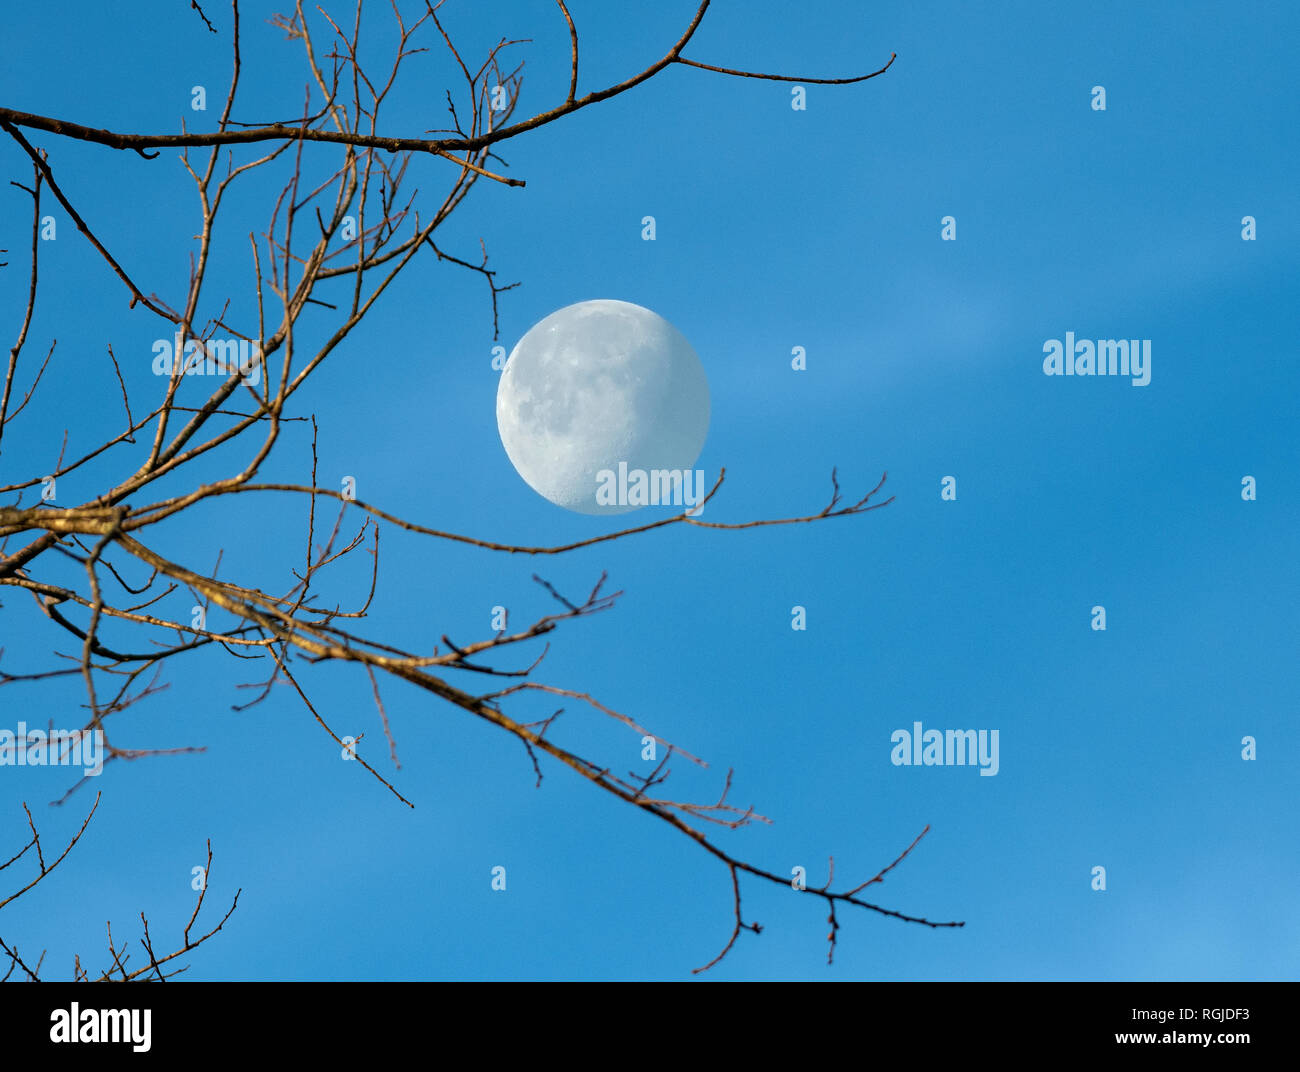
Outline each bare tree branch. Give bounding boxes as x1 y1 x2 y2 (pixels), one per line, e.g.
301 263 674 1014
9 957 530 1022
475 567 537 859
0 0 954 975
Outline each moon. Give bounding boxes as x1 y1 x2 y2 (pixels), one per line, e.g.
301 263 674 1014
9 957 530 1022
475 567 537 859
496 299 710 515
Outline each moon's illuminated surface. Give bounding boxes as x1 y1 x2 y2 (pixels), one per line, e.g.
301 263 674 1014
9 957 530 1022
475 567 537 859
496 299 710 515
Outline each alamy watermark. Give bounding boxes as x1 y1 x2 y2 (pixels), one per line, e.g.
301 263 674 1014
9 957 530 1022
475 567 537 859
0 723 104 776
50 1003 150 1052
594 462 706 513
152 332 262 386
890 721 999 776
1043 333 1151 386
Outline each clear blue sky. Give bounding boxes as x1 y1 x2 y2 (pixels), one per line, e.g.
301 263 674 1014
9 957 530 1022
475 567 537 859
0 0 1296 980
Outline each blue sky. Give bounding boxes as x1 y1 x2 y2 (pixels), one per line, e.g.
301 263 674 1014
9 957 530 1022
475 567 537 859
0 0 1296 980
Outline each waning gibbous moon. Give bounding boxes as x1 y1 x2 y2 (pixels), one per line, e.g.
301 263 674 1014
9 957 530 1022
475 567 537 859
495 299 710 515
